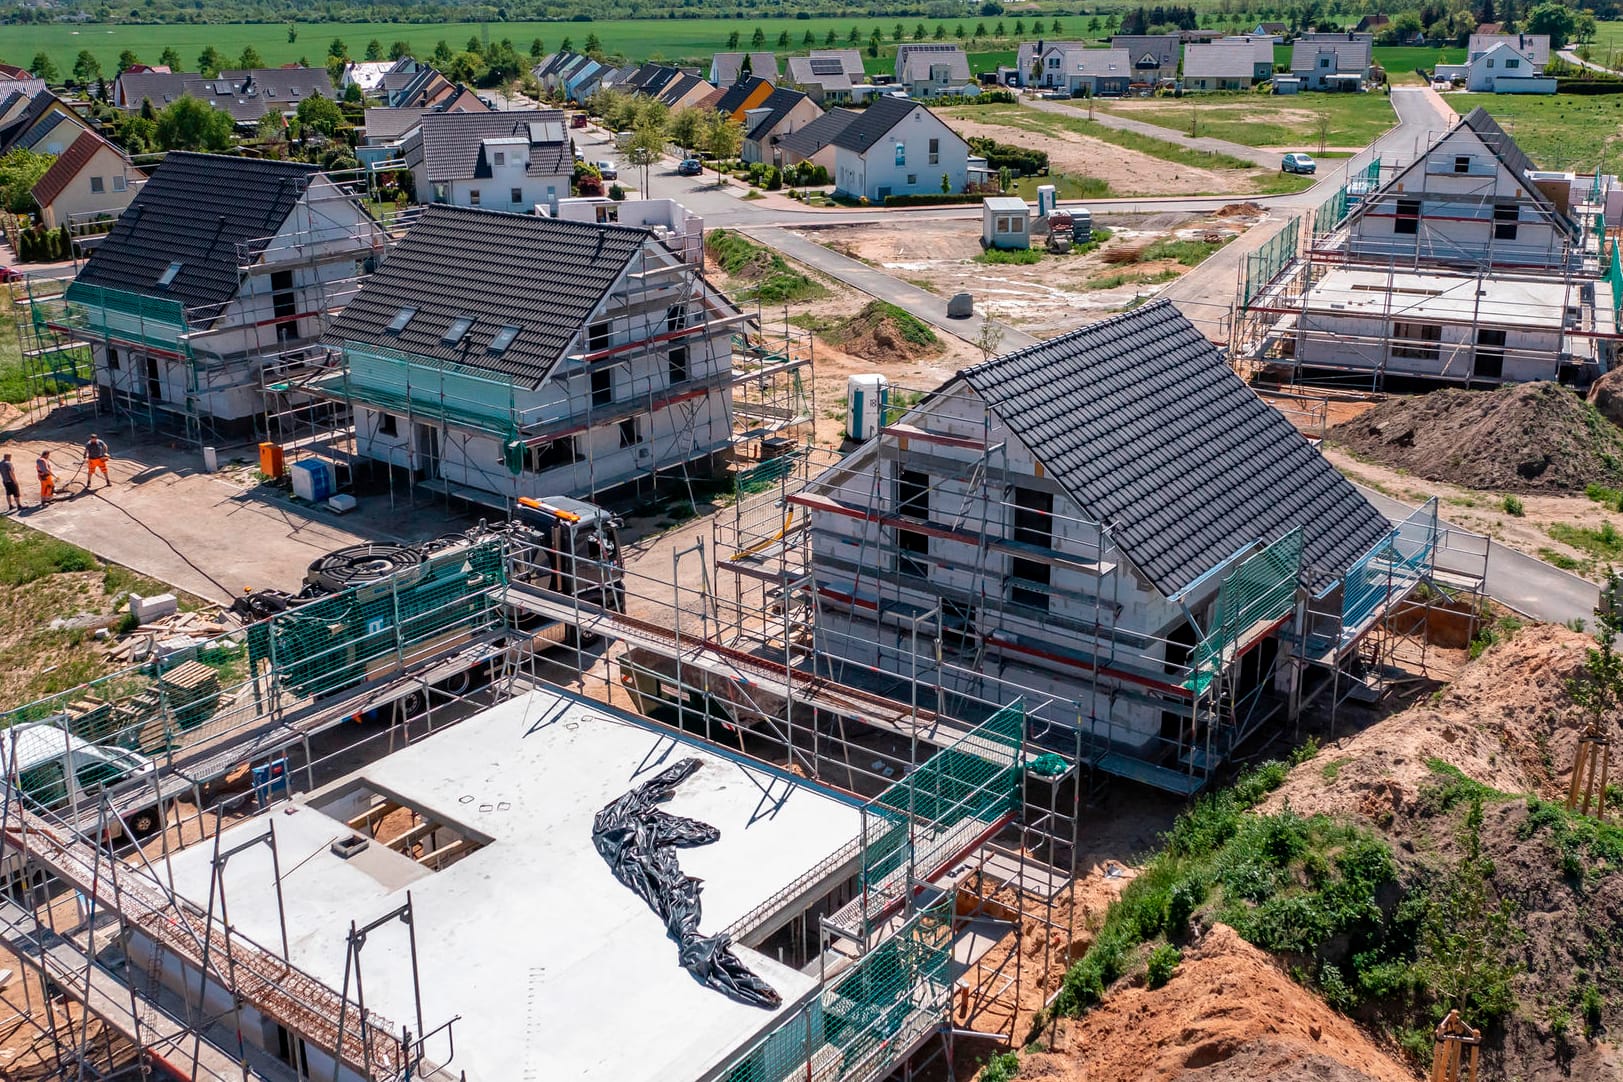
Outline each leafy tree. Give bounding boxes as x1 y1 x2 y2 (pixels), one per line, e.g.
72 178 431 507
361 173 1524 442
1088 15 1101 33
159 47 180 69
752 26 766 47
447 52 482 85
364 40 382 61
1417 798 1523 1024
702 111 743 183
914 22 927 40
296 94 343 138
344 82 363 104
1014 18 1025 35
667 105 704 154
287 23 297 44
849 26 861 43
255 110 286 142
465 36 482 54
481 40 525 84
391 41 413 61
432 40 454 66
825 29 837 45
626 119 665 193
30 53 58 83
197 45 224 78
530 38 545 59
728 30 741 49
239 46 264 69
1576 10 1598 43
329 38 349 61
559 36 574 53
1051 18 1063 32
154 95 235 152
995 20 1007 37
1570 570 1623 750
1525 2 1576 47
117 49 139 73
934 24 946 40
803 30 816 46
778 29 790 47
584 32 603 56
0 148 54 214
893 22 904 41
72 49 103 86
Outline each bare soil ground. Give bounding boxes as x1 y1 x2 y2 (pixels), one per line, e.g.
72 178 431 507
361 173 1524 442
1018 925 1419 1082
1327 383 1623 495
942 114 1257 196
799 211 1258 339
1261 624 1593 823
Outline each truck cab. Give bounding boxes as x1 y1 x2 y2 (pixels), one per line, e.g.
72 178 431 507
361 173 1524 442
510 496 626 612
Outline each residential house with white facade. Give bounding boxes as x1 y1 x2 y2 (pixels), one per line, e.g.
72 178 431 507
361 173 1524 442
894 44 973 97
403 110 572 215
1108 34 1182 82
830 97 968 202
1289 33 1372 89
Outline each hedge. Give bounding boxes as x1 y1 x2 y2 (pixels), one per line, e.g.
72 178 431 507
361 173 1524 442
883 192 985 207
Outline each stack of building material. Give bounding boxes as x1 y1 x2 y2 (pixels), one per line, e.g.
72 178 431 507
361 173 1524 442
156 661 222 732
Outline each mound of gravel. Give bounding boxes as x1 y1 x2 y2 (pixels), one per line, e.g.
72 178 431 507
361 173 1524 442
1328 382 1623 493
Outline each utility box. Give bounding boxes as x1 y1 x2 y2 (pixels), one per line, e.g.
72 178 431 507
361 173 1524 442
1071 207 1093 244
258 442 285 480
847 374 889 441
289 459 336 503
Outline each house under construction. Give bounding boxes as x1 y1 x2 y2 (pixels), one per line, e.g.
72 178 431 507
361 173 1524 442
1231 108 1621 389
28 152 389 449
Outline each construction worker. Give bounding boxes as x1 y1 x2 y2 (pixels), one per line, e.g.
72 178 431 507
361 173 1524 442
35 450 54 506
83 433 111 488
0 454 18 512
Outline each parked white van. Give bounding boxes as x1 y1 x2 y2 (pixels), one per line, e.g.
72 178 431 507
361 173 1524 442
0 719 163 838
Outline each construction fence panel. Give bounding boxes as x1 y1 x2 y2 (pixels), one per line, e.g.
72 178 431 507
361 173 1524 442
343 341 525 439
1610 243 1623 316
1241 218 1301 307
720 898 956 1082
1190 528 1304 693
1339 498 1439 643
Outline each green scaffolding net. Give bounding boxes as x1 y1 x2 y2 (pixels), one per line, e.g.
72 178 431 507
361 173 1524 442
1188 528 1303 694
246 541 508 699
720 898 956 1082
59 280 192 358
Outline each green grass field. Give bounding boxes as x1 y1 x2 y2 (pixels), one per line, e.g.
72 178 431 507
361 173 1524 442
0 19 1049 80
1446 92 1623 170
1099 92 1397 149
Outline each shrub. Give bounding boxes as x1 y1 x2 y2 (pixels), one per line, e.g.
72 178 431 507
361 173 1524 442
975 247 1043 265
979 1052 1020 1082
1145 943 1181 988
607 183 626 201
883 192 982 207
1501 494 1525 517
967 134 1048 176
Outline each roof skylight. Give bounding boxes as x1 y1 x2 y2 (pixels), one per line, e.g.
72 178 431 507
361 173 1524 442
488 325 521 355
156 261 182 288
442 316 474 346
386 306 417 334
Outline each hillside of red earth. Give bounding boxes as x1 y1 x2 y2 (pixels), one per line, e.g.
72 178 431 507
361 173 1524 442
1327 383 1623 493
1017 924 1418 1082
1265 624 1623 1082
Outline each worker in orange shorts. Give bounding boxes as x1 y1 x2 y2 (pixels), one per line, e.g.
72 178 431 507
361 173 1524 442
35 450 54 506
83 433 111 489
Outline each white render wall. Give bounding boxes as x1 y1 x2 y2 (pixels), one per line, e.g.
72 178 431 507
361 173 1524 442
833 108 968 201
807 382 1212 752
1293 308 1564 382
92 178 388 428
1347 125 1574 269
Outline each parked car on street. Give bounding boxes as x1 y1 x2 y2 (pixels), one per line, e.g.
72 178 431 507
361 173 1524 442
1281 152 1317 175
677 158 703 177
596 161 619 180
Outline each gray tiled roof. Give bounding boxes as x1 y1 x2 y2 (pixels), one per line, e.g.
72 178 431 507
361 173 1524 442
746 87 813 141
363 107 430 143
1289 37 1372 73
407 110 569 182
70 153 320 314
1183 42 1262 79
114 68 336 123
325 205 649 387
712 52 780 84
958 301 1392 596
777 107 859 159
830 96 924 154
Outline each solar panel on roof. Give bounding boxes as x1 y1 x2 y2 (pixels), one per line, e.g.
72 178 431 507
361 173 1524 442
809 57 844 75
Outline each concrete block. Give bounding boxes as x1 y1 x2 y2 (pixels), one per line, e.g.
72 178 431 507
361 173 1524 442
327 493 358 514
130 593 178 623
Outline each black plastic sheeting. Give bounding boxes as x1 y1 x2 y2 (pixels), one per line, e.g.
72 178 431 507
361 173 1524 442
592 758 783 1009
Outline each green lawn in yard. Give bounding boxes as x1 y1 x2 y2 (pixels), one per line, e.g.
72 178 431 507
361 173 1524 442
1267 44 1466 79
1582 23 1623 68
1009 173 1114 199
0 291 25 405
1445 92 1623 171
1098 92 1397 149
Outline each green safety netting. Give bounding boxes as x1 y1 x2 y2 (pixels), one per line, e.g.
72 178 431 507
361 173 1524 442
1188 528 1303 694
721 899 955 1082
60 281 191 357
1610 244 1623 316
246 541 506 698
735 452 803 494
1240 218 1299 307
344 341 528 438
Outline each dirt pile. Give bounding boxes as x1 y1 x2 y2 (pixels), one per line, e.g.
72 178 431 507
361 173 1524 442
1017 925 1417 1082
1327 383 1623 493
1588 366 1623 429
826 300 944 364
1264 625 1593 823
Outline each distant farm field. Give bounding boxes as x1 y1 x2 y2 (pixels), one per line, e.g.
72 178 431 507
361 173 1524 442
0 19 1042 79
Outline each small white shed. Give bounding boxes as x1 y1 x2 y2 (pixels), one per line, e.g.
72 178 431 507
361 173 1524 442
982 196 1031 250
